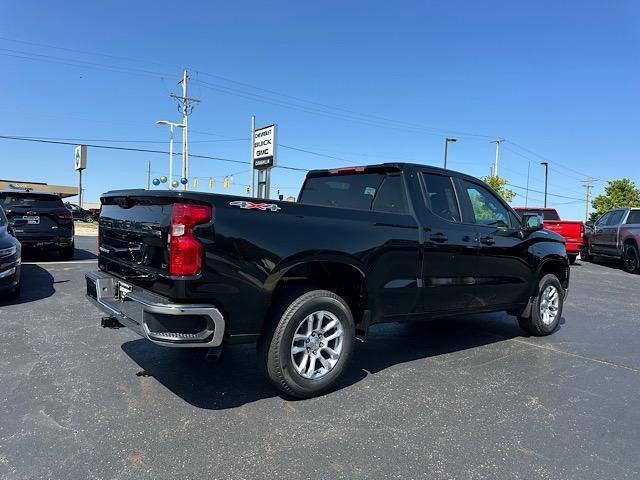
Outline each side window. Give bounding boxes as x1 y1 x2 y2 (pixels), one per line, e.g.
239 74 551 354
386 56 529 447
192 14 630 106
422 173 461 222
462 181 511 228
626 210 640 225
607 210 624 226
371 175 408 214
595 212 610 227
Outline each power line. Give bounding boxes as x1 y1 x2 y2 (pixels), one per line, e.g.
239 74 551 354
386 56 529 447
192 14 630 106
506 183 584 201
0 134 309 172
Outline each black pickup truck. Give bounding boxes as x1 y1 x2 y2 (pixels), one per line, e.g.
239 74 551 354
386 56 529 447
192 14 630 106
86 163 569 398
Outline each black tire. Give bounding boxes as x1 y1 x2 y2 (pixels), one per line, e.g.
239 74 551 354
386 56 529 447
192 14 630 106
4 283 20 299
568 254 577 265
60 242 74 260
84 215 94 223
518 274 564 336
622 243 640 274
257 289 355 399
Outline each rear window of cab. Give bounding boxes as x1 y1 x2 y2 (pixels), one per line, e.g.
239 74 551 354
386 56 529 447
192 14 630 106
0 193 64 209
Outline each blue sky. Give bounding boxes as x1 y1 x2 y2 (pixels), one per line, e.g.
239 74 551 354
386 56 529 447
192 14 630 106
1 0 638 219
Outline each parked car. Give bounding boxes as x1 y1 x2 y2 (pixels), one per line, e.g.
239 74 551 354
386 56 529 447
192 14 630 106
85 163 569 398
583 207 640 273
0 191 74 259
65 203 97 223
513 207 584 264
0 206 21 298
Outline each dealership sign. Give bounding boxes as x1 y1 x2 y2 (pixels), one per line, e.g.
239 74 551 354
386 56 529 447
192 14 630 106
253 124 277 170
74 145 87 170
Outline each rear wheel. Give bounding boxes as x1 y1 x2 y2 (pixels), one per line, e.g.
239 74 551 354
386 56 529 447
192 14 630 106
258 289 355 398
60 242 74 260
84 215 94 223
518 274 564 336
568 254 577 265
623 243 640 274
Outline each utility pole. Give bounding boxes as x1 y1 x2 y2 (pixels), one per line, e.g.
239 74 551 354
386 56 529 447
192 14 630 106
583 177 592 222
443 137 457 169
147 160 151 190
490 139 504 177
250 115 255 196
540 161 549 208
525 160 531 207
171 70 200 191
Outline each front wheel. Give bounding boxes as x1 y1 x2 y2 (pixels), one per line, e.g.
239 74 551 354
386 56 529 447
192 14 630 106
518 274 564 336
258 289 355 398
623 243 640 274
568 254 577 265
84 215 94 223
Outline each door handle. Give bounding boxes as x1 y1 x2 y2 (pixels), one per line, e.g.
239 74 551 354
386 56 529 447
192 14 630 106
480 236 495 245
429 233 448 243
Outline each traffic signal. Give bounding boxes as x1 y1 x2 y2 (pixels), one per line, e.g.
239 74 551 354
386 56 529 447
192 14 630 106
223 177 230 189
209 177 213 189
245 186 250 194
193 178 198 188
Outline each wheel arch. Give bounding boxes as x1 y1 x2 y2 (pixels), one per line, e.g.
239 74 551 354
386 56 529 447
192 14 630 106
264 254 369 336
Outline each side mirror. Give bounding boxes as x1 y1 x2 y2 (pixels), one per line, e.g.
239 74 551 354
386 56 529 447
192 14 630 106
522 213 543 231
7 225 16 236
585 221 594 228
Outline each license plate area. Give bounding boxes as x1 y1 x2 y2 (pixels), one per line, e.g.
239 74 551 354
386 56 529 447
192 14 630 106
21 216 40 225
117 281 133 301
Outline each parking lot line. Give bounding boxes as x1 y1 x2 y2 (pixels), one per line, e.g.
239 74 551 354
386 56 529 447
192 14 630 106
22 260 98 265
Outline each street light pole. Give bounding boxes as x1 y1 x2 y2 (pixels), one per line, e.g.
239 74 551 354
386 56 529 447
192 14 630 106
156 120 185 189
444 137 457 169
540 161 549 208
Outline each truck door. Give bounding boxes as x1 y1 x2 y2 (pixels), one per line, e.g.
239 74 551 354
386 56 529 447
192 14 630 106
413 171 480 315
599 209 626 254
590 212 611 253
455 179 533 309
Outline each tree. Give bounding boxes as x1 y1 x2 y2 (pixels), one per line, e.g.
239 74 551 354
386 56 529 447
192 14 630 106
590 178 640 221
481 175 517 203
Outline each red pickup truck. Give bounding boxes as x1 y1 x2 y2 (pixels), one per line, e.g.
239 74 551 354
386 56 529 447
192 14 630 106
514 208 584 264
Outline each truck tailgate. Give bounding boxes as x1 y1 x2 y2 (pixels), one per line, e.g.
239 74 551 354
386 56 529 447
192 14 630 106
98 192 214 298
543 220 583 244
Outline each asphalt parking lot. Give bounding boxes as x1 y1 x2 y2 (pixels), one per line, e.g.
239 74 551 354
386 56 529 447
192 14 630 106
1 237 639 479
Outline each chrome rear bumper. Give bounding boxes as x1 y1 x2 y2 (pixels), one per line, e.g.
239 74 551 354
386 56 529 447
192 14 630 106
85 270 225 348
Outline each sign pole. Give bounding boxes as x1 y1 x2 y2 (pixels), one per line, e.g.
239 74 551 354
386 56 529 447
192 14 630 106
250 115 255 197
78 169 83 208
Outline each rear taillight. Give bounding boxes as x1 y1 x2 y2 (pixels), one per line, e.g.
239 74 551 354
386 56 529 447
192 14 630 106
580 223 585 238
169 203 212 276
57 211 72 220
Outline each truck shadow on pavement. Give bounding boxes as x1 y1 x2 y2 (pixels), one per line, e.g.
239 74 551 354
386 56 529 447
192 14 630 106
22 248 97 262
0 264 55 306
121 314 532 410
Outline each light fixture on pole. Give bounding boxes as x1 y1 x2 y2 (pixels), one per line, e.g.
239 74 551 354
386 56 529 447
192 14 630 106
540 161 549 208
156 121 185 189
444 137 457 169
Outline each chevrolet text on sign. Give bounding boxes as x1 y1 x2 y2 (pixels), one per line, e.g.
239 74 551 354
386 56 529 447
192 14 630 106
253 124 277 169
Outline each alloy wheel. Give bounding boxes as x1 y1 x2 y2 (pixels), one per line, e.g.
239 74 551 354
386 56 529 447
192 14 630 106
290 310 344 380
539 285 560 325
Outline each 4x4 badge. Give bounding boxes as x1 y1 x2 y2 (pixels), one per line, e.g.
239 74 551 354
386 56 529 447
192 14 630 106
229 201 281 212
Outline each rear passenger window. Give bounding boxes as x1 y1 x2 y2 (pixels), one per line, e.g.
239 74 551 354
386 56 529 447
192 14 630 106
423 173 461 222
626 210 640 224
372 175 407 214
